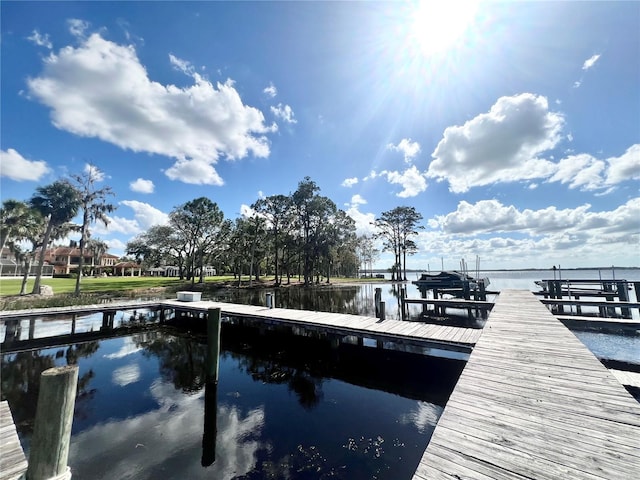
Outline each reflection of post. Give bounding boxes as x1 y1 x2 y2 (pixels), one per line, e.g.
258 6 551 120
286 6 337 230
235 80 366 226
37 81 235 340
27 365 78 480
29 317 35 340
202 308 221 467
201 380 218 467
5 319 20 344
374 288 381 317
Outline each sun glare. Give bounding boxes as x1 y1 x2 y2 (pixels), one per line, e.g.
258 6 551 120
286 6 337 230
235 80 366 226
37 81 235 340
407 1 478 56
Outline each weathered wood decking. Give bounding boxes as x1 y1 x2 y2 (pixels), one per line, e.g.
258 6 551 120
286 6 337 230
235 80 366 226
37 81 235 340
0 300 162 320
0 401 27 480
164 299 482 352
413 289 640 480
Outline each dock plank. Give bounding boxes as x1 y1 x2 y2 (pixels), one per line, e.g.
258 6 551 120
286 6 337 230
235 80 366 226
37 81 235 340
0 401 27 480
413 289 640 480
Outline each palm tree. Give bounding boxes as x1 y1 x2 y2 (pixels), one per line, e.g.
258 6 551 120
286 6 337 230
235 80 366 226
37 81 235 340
19 221 76 295
86 237 109 275
0 200 35 253
29 180 81 294
71 165 115 295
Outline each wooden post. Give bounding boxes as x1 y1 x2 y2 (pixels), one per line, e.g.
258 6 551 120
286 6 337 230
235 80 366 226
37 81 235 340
603 282 616 317
265 292 273 309
617 281 630 318
27 365 78 480
374 288 381 318
400 287 406 320
554 281 564 313
379 301 386 321
207 308 222 383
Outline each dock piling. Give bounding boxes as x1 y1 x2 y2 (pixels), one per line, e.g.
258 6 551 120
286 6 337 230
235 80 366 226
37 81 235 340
379 301 386 321
374 288 382 318
206 308 222 382
27 365 78 480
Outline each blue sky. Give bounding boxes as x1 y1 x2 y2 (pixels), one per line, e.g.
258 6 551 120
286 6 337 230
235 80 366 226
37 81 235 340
1 1 639 270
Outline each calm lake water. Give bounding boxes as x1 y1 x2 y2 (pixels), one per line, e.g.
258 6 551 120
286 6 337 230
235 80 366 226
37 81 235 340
1 318 463 479
1 268 638 479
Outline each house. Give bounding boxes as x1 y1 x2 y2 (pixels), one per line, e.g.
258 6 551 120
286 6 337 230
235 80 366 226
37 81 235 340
44 246 96 275
40 247 120 276
0 247 54 277
100 253 119 268
113 261 142 276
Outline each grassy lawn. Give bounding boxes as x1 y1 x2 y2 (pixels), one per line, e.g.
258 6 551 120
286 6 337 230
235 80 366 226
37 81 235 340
0 275 237 297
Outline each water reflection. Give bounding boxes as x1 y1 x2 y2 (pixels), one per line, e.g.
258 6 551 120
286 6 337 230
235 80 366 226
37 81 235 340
1 325 457 479
69 377 266 480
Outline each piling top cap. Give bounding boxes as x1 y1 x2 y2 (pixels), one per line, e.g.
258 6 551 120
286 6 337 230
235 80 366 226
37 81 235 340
42 365 79 376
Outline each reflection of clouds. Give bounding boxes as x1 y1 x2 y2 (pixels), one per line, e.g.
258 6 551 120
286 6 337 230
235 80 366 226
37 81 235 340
104 337 142 359
69 378 265 479
112 364 141 386
399 401 443 433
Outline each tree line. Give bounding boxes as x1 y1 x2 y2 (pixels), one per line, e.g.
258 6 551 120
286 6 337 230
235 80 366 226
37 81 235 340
1 173 424 294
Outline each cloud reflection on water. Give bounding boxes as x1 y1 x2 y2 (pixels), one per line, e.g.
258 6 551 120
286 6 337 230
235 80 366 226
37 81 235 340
69 378 265 479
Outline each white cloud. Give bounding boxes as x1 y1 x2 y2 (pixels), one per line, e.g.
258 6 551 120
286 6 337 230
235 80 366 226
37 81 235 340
96 216 141 236
573 80 582 89
68 18 90 37
548 154 606 190
96 200 168 237
165 158 224 185
84 163 107 182
129 178 155 193
429 198 639 239
105 238 126 253
263 83 277 98
120 200 169 229
350 194 367 205
270 103 297 124
383 165 428 197
387 138 421 163
428 93 563 193
548 144 640 191
363 170 379 181
27 30 52 49
27 31 275 186
0 148 51 181
168 53 195 76
604 144 640 186
341 177 359 187
344 196 376 236
239 204 257 218
414 197 640 269
582 54 601 70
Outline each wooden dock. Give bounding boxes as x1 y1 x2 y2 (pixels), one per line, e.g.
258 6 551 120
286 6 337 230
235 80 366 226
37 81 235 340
164 299 482 353
0 401 27 480
0 299 162 320
413 289 640 480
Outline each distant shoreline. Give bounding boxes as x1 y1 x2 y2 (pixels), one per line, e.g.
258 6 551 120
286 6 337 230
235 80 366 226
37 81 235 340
369 266 639 273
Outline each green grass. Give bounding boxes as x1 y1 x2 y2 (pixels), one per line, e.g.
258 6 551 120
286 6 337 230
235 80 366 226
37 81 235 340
0 275 238 297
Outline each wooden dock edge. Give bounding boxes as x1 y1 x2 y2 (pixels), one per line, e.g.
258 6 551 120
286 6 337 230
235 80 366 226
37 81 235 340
0 401 27 480
412 289 640 480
